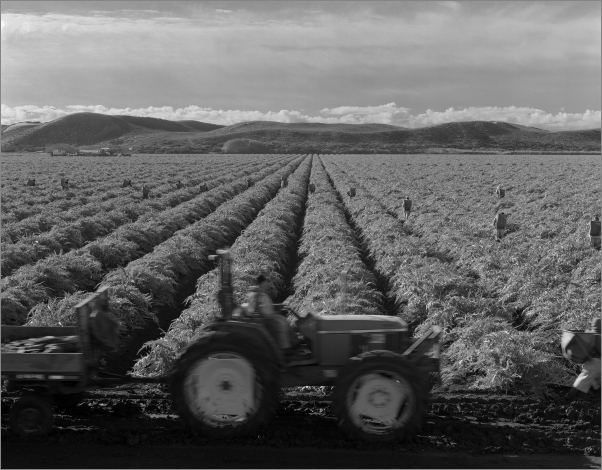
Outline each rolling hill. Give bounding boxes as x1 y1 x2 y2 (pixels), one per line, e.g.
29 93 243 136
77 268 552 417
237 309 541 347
1 113 599 153
1 121 42 135
177 120 225 132
0 113 225 151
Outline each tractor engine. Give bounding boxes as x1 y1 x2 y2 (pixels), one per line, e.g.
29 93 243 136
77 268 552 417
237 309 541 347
297 314 409 366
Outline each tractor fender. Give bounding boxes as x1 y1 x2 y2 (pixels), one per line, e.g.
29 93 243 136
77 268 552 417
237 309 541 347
207 321 285 366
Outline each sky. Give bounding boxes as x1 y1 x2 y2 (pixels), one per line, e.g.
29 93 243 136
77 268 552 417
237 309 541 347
1 1 600 130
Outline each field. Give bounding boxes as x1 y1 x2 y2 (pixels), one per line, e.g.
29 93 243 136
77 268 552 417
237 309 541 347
1 152 600 463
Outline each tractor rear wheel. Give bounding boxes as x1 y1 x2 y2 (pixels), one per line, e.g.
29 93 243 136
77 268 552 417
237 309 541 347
9 396 54 437
170 332 280 439
332 351 428 443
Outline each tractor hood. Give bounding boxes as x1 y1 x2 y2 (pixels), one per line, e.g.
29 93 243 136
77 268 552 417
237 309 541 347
316 315 408 333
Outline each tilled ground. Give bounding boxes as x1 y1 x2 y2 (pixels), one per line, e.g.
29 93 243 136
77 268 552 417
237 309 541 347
2 384 600 461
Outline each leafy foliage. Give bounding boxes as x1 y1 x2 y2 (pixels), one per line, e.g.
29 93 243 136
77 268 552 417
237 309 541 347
323 154 600 394
133 156 312 376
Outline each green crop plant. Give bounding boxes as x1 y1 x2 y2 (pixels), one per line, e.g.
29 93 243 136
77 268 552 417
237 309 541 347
2 158 295 325
25 157 305 346
1 157 287 275
322 154 600 396
286 157 384 317
132 156 312 376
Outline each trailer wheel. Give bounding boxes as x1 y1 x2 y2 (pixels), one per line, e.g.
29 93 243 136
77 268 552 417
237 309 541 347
170 332 279 438
9 396 54 437
332 352 428 443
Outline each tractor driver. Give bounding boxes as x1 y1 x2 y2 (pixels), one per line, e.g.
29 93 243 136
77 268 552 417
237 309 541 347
246 275 293 354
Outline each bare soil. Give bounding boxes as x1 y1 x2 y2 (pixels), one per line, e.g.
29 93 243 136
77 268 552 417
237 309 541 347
2 384 599 468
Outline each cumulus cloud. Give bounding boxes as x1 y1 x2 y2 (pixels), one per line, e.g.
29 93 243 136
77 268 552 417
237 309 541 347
1 5 599 114
2 103 599 131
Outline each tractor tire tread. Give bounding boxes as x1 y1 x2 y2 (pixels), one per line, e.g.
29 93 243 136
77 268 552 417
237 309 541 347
170 331 280 439
332 352 429 443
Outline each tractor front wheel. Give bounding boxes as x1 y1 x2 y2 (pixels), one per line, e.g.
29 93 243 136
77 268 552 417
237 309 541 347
170 332 280 439
332 352 428 443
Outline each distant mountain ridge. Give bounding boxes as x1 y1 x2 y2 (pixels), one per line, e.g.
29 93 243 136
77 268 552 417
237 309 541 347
1 112 599 153
0 113 225 149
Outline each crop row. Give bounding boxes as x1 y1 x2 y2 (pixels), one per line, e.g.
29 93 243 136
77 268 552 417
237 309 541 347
132 155 313 376
325 155 592 393
0 157 264 231
321 157 466 327
286 157 384 317
2 156 298 325
26 156 307 341
0 157 240 239
0 154 232 198
0 157 290 275
335 155 600 333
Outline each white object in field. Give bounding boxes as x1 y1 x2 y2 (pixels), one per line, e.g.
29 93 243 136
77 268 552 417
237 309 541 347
183 354 255 425
348 372 413 431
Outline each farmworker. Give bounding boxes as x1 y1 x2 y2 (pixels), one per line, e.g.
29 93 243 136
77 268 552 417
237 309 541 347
493 211 507 241
176 180 184 189
496 185 505 198
199 183 208 193
142 184 150 199
347 187 356 198
308 183 316 194
27 179 35 186
246 275 292 353
60 178 69 190
281 177 288 188
568 317 601 399
403 196 412 220
122 179 131 188
589 216 601 250
248 178 254 188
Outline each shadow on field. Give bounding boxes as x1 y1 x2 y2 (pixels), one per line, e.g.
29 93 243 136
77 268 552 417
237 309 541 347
1 444 599 469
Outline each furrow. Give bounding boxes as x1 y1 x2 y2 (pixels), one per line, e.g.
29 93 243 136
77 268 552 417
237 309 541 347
0 159 281 276
25 156 306 368
1 158 251 243
131 155 313 376
286 156 385 317
320 157 467 332
0 155 241 222
1 157 296 325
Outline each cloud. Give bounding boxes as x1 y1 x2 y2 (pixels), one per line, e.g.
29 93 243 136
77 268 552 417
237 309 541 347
1 5 599 114
438 1 461 12
215 9 233 14
2 103 599 131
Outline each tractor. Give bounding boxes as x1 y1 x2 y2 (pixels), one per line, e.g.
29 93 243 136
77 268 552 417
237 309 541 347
170 249 442 443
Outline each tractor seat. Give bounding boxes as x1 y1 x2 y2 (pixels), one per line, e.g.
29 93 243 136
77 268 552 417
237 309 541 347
238 302 301 349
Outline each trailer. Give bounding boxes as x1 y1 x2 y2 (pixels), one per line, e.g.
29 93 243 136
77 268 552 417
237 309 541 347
1 287 164 436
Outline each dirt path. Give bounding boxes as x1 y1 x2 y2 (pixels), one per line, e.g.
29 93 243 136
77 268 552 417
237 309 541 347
2 385 599 468
2 443 599 469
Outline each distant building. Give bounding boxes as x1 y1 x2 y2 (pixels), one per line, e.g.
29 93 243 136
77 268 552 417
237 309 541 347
52 149 67 156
